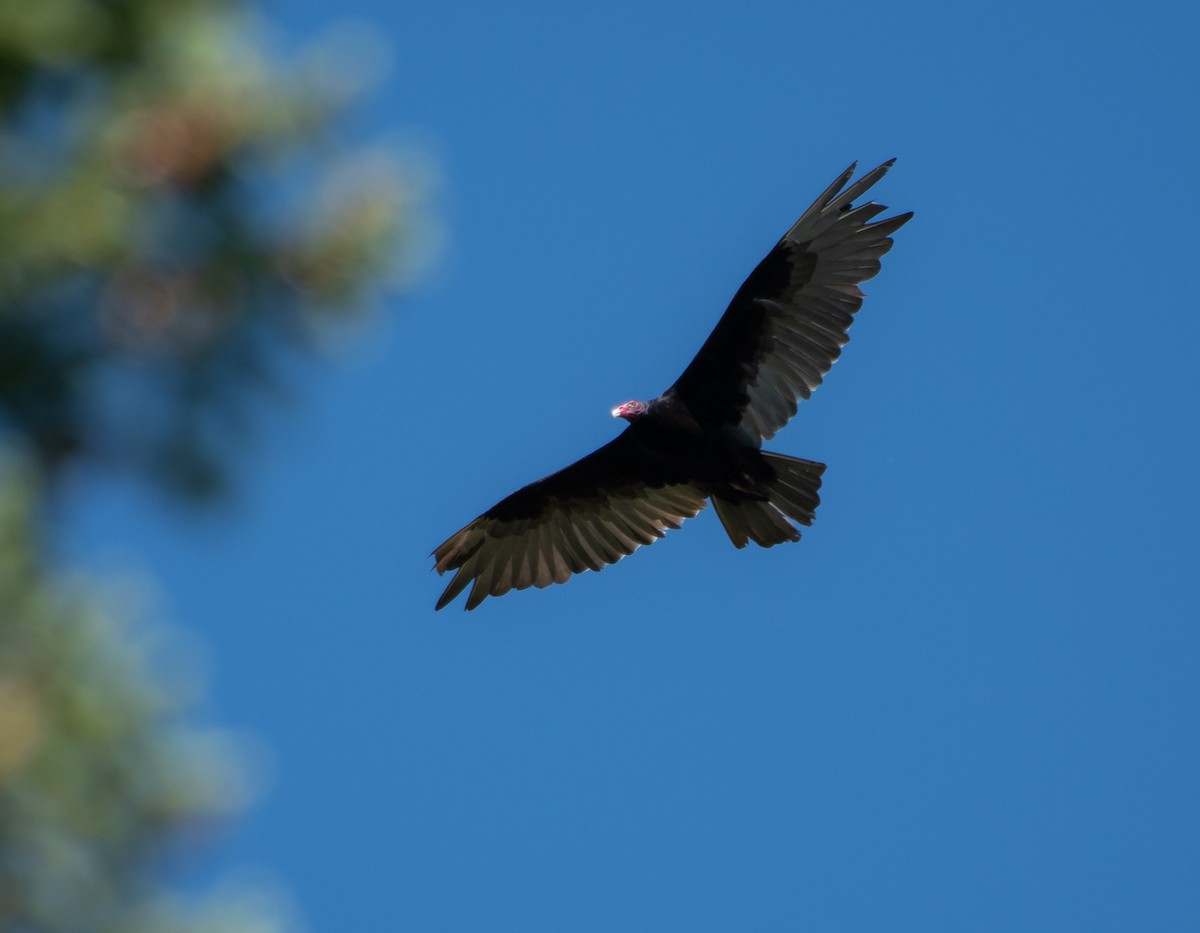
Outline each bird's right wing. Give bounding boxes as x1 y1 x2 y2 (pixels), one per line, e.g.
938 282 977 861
432 432 708 610
666 160 912 440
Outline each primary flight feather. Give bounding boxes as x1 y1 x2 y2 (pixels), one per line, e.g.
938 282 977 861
433 160 912 610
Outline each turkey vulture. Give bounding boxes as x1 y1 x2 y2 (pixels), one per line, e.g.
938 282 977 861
433 160 911 610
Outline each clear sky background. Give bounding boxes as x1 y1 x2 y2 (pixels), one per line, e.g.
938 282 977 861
63 0 1199 930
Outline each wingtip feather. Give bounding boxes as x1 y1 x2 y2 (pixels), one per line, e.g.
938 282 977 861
435 569 472 611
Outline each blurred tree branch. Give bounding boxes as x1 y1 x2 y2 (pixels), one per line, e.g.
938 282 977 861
0 464 280 931
0 0 433 929
0 0 430 498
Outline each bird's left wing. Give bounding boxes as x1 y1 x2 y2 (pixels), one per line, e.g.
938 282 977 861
666 160 912 440
433 432 708 610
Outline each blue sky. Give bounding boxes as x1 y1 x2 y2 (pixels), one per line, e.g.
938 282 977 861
66 0 1199 929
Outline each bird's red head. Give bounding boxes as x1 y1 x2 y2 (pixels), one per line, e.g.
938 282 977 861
611 400 648 422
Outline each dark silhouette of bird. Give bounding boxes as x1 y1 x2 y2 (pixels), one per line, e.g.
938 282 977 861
433 160 911 610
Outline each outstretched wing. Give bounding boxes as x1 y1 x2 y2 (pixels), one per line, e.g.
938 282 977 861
666 160 912 440
432 431 708 610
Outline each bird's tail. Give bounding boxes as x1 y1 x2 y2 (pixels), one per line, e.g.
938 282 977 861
711 453 825 548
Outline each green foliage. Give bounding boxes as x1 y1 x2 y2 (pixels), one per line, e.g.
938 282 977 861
0 0 426 498
0 464 282 931
0 1 430 929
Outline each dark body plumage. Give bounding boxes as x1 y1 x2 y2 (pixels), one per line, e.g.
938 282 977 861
434 160 912 610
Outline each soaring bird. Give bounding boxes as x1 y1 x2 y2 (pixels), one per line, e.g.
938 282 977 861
433 160 911 610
